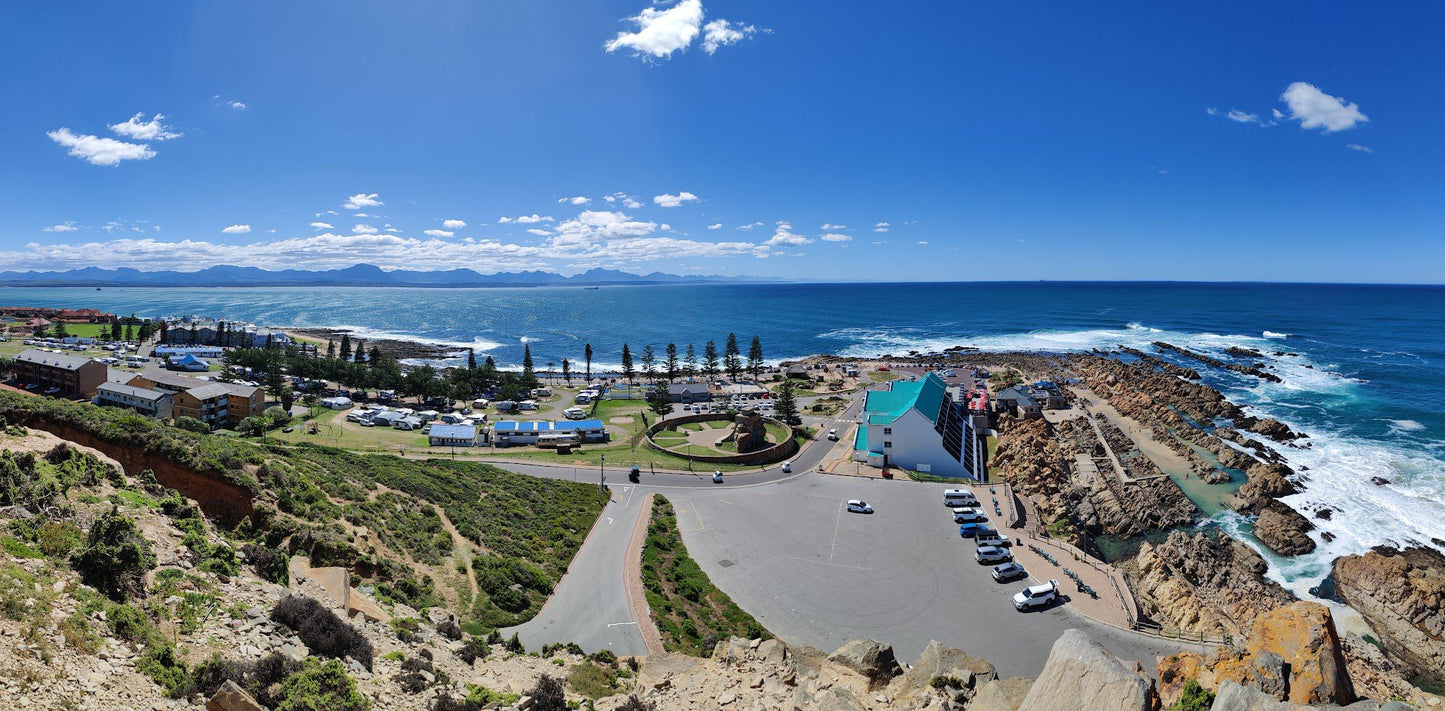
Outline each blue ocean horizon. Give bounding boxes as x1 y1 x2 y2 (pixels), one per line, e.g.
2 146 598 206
3 280 1442 594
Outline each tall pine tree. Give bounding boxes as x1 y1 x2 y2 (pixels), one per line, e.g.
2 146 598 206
724 333 742 381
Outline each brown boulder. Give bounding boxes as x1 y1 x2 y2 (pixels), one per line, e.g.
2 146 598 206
206 680 265 711
1253 500 1316 557
1232 461 1298 513
827 640 902 690
1242 601 1354 705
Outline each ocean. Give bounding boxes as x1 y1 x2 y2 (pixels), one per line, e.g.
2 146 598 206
4 281 1443 596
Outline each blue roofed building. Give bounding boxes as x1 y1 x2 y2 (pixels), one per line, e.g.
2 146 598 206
428 424 479 447
492 419 608 447
854 372 986 480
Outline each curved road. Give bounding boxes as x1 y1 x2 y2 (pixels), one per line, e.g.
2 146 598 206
496 395 1210 678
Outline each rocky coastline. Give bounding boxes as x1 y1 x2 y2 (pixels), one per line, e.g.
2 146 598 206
285 327 462 361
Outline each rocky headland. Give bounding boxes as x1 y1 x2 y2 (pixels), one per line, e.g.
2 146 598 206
1333 546 1445 689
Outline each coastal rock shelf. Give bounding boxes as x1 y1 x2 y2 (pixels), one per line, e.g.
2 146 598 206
1333 546 1445 688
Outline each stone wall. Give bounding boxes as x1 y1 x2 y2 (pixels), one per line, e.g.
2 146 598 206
646 413 799 466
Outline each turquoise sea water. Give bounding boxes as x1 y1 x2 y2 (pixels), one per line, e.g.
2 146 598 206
3 281 1442 594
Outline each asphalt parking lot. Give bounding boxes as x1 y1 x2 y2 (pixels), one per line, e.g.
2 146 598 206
670 472 1210 678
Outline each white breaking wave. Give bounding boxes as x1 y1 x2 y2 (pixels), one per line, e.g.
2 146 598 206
1263 331 1291 339
323 324 503 353
1388 419 1427 433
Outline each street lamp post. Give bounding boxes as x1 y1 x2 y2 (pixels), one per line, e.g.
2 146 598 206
599 454 606 503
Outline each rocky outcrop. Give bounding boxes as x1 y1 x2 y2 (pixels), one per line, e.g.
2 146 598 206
1254 500 1317 556
900 639 996 691
1333 546 1445 687
1016 629 1156 711
1157 602 1354 707
1153 341 1284 383
1241 416 1304 442
1209 681 1315 710
828 640 903 690
1124 531 1295 639
971 678 1033 711
1232 461 1299 513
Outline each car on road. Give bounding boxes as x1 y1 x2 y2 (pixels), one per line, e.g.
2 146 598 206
953 509 988 524
991 561 1026 582
712 471 724 484
975 545 1013 564
781 461 792 473
846 499 874 514
958 522 990 538
827 428 839 441
1013 580 1060 611
282 426 295 433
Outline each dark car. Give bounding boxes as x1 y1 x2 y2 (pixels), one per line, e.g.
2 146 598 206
628 466 641 483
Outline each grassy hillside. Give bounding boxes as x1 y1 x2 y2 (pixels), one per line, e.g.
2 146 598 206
0 391 605 631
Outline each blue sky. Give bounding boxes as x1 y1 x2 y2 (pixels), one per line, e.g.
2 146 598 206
2 1 1442 283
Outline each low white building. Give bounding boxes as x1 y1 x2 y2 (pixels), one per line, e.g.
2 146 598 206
96 382 173 419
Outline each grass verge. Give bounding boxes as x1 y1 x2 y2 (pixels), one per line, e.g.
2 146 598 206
641 496 769 655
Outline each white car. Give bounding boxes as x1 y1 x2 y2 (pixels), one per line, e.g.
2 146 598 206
991 562 1026 582
953 509 988 524
827 428 839 441
846 499 874 514
781 461 792 473
975 546 1012 564
1013 580 1059 611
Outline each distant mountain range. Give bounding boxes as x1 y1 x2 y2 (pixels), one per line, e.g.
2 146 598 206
0 265 779 288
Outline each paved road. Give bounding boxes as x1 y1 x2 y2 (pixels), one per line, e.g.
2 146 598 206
503 482 651 655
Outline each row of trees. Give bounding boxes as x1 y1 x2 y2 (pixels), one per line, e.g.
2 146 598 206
29 314 156 343
614 334 765 385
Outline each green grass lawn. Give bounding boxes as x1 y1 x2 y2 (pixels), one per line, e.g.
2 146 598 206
477 442 756 472
868 370 900 382
270 408 430 452
763 422 790 444
678 422 703 432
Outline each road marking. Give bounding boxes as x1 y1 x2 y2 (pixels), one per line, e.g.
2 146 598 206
606 621 639 627
827 502 844 562
788 556 869 571
607 517 614 525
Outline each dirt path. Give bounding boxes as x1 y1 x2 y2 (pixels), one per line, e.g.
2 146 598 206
369 482 480 600
1072 386 1193 478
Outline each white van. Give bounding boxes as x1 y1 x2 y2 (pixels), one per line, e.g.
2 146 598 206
943 489 979 507
562 407 587 420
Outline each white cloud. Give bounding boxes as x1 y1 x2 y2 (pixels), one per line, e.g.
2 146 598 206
820 233 851 242
343 193 384 210
352 224 379 234
1280 82 1368 132
737 221 764 231
653 191 699 208
423 229 454 237
707 223 722 230
917 240 929 245
765 227 812 247
310 222 333 230
213 95 247 111
603 192 642 208
47 128 156 166
1226 109 1260 124
701 19 756 54
605 0 704 60
109 113 182 141
559 196 591 205
43 222 78 233
1272 108 1285 119
526 228 553 236
1205 107 1220 116
442 219 467 229
820 223 847 230
1346 144 1374 153
873 221 890 233
499 214 553 224
221 224 252 235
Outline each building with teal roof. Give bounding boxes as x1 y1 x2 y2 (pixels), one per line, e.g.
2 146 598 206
854 372 985 480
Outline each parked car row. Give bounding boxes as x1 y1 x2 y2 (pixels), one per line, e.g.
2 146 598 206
943 487 1060 612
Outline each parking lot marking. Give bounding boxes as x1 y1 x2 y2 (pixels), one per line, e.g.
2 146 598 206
827 502 844 563
675 498 707 533
788 556 869 571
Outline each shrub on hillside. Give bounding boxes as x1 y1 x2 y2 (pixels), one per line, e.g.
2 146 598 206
243 543 290 585
274 658 371 711
457 636 489 666
72 508 155 601
525 674 567 711
270 594 373 670
173 416 210 433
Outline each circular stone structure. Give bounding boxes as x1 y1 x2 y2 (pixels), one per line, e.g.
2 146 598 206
645 412 799 466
